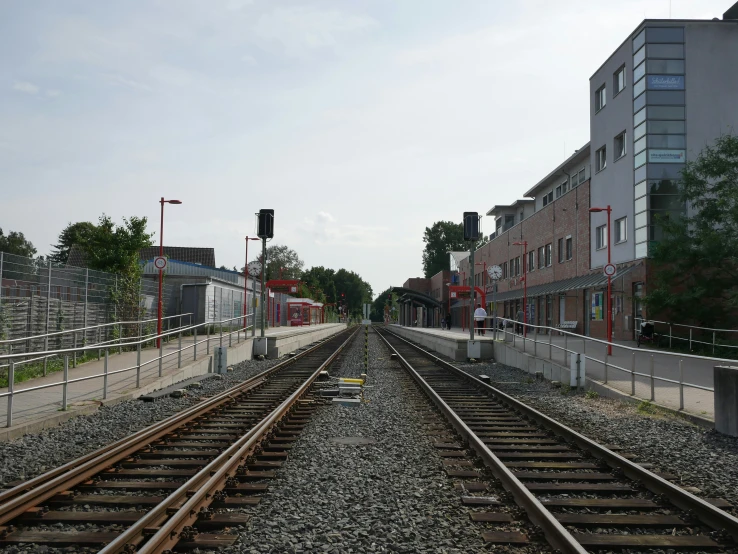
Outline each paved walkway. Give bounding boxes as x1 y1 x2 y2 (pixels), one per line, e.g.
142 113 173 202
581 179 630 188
0 324 339 430
396 325 732 420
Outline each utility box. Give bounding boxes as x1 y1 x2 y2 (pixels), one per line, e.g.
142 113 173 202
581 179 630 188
254 337 268 357
467 340 481 359
215 347 228 374
715 366 738 437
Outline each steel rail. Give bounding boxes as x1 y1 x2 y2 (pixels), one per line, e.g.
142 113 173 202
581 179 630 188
381 327 738 543
0 331 345 525
101 327 358 553
374 328 588 554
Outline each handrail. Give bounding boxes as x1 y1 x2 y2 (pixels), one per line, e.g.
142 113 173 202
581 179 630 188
0 313 194 346
0 313 253 362
635 316 738 335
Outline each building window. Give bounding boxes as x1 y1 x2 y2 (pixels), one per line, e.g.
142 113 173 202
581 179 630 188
528 251 535 272
555 185 561 198
557 238 564 263
566 236 573 260
545 243 552 266
538 246 544 268
515 256 521 276
596 224 607 250
614 131 626 160
503 262 508 279
614 65 626 95
578 168 586 183
596 146 607 172
615 217 627 243
595 84 606 112
561 181 568 195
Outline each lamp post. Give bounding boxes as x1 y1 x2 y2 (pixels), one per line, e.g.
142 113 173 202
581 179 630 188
475 261 487 334
590 205 613 355
157 198 182 348
244 237 260 331
513 241 528 337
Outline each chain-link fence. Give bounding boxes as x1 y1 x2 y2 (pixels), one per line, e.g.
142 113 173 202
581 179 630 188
0 251 175 356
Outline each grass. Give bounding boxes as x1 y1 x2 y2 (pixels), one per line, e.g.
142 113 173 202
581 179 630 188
560 383 571 395
1 351 101 388
637 400 658 415
585 389 599 399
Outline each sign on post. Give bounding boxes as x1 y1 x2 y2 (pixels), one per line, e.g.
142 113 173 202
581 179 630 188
603 263 617 278
153 256 167 271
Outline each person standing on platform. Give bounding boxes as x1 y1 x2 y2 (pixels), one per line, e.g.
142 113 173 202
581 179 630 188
516 308 524 334
445 313 452 331
474 303 487 336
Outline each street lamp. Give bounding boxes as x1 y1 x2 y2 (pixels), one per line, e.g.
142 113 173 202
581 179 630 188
475 261 487 334
513 241 528 337
590 205 613 355
157 198 182 348
244 237 260 332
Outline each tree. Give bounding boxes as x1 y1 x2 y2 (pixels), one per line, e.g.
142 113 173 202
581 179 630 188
370 287 393 322
251 244 304 282
645 134 738 330
333 269 373 317
301 266 337 304
82 215 154 274
0 228 36 257
422 221 466 278
49 221 97 264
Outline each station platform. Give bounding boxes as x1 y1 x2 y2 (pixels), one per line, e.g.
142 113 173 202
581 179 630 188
389 324 495 361
385 324 717 424
0 323 346 441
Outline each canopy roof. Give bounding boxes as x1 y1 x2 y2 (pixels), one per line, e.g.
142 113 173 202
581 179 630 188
391 286 442 309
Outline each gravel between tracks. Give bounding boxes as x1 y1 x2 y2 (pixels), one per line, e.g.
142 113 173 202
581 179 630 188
0 351 290 488
227 330 526 554
453 358 738 511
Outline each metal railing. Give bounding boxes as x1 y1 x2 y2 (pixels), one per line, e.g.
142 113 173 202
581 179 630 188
634 317 738 355
481 317 734 417
0 313 257 428
0 313 194 375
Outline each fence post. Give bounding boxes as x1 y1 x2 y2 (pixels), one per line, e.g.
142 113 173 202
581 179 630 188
229 318 232 347
118 323 122 355
689 328 692 351
103 349 109 400
649 355 655 401
534 327 538 357
194 328 198 361
220 323 223 347
575 353 582 390
564 333 568 365
548 331 552 361
44 260 52 376
136 342 141 388
159 336 163 378
6 361 13 428
631 351 636 395
83 268 89 346
669 324 672 349
73 333 77 368
603 345 609 384
207 326 210 355
178 331 182 369
712 331 716 356
679 358 684 411
62 355 69 410
97 325 101 360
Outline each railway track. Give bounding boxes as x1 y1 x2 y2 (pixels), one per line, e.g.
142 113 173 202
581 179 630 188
0 327 357 553
375 327 738 553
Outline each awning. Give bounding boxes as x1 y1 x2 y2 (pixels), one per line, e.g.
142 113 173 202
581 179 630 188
391 286 442 309
491 263 641 303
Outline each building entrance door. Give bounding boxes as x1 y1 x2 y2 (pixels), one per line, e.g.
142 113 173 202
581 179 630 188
559 295 566 325
584 289 591 336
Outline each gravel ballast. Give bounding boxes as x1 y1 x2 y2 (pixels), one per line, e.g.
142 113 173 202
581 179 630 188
227 329 523 554
0 351 289 487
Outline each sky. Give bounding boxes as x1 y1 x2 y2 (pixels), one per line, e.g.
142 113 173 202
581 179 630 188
1 0 730 298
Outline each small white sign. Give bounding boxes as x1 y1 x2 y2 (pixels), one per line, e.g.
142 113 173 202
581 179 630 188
153 256 167 270
603 263 617 278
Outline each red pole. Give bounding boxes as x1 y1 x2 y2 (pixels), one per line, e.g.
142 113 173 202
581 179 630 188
243 238 249 330
607 206 612 355
157 198 164 348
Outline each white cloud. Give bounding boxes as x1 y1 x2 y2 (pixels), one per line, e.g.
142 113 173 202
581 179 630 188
100 73 152 91
241 54 258 66
45 89 62 97
254 6 376 59
13 81 39 94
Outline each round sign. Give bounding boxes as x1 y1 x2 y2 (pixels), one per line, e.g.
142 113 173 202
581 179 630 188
153 256 167 270
487 265 503 280
603 263 617 278
247 261 263 277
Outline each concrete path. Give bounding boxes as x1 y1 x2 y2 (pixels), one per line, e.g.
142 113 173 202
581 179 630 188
398 324 730 420
0 324 339 431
